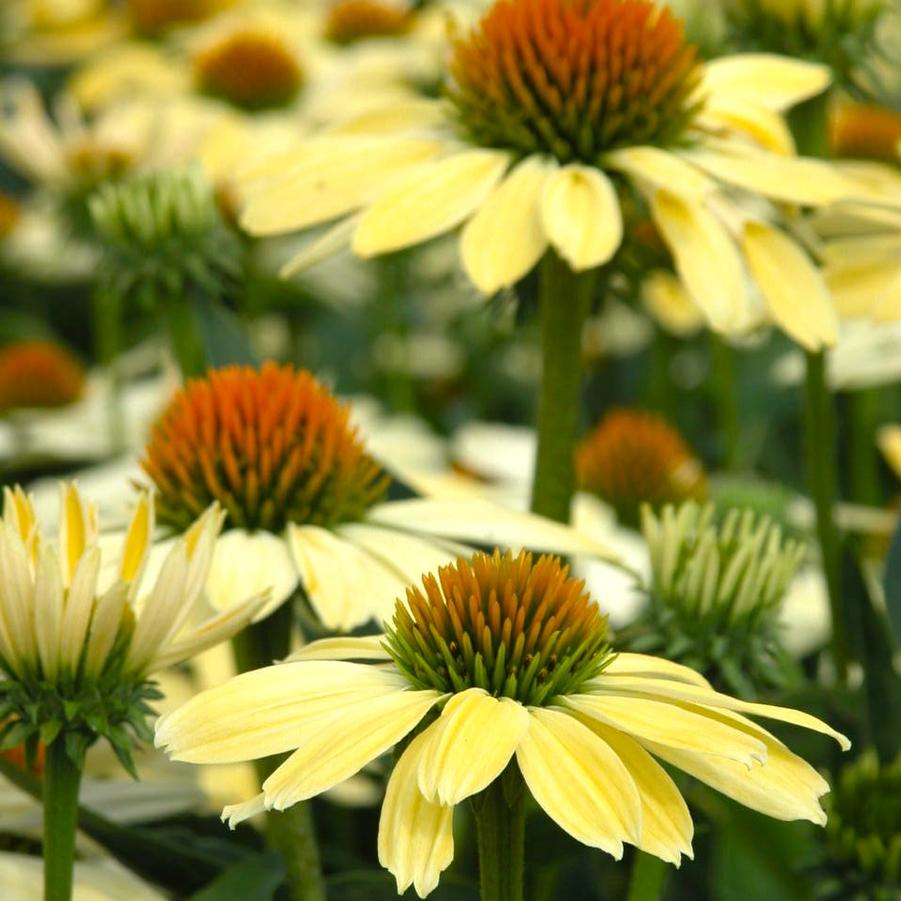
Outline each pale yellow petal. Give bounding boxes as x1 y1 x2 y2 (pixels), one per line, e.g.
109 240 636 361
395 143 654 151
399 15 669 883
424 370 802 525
540 163 623 270
604 653 713 688
697 98 795 155
241 137 443 236
877 425 901 480
684 148 854 206
279 216 358 277
379 728 455 898
701 54 831 112
285 635 391 662
0 524 37 670
516 708 641 857
353 149 511 257
119 493 153 587
417 689 530 804
460 156 553 293
82 582 127 679
641 270 705 337
34 546 64 681
604 147 715 200
742 220 838 350
563 694 766 765
58 483 96 586
262 688 441 809
651 191 749 333
222 793 266 829
578 716 693 864
155 661 411 763
59 546 100 673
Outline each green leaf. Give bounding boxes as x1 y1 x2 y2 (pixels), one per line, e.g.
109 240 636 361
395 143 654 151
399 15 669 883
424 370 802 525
39 720 62 746
188 852 284 901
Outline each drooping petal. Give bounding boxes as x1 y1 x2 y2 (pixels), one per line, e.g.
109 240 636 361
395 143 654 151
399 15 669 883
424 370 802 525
516 708 641 857
379 728 455 899
366 498 617 560
562 694 766 765
650 191 750 333
603 653 713 688
416 688 530 805
742 220 839 350
279 215 359 277
697 98 795 155
577 716 693 864
540 164 623 270
262 688 442 810
604 147 715 201
241 137 443 236
586 676 851 749
155 661 412 763
222 793 266 829
700 54 831 112
460 155 554 293
288 525 408 630
204 529 298 620
642 707 830 824
285 635 391 662
353 149 511 257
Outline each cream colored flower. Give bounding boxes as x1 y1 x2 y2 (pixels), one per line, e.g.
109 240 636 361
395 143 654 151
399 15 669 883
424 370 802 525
240 0 856 350
140 363 614 632
157 548 849 898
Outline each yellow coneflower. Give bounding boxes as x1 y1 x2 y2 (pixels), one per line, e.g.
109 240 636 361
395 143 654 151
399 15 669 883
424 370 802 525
324 0 412 45
140 363 614 630
157 548 849 899
125 0 233 36
576 409 705 528
0 341 85 413
829 96 901 163
241 0 852 350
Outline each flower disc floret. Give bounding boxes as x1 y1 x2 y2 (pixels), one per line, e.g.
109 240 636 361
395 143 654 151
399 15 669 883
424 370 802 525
142 363 390 533
384 549 612 706
194 29 304 110
447 0 702 164
0 341 85 412
576 408 705 527
325 0 412 44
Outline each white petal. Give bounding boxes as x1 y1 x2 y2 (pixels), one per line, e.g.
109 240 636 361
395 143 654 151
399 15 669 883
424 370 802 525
516 708 641 857
541 164 623 270
742 220 839 350
82 582 128 678
0 524 36 671
353 149 511 257
417 689 530 804
366 498 617 560
379 728 455 899
460 156 553 293
33 545 64 681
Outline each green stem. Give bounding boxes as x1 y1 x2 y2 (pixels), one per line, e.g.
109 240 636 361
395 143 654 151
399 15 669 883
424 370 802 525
473 768 526 901
710 333 740 471
376 253 414 413
626 851 669 901
231 603 325 901
849 388 882 506
92 286 125 453
43 739 82 901
165 298 207 380
804 350 849 685
530 253 596 522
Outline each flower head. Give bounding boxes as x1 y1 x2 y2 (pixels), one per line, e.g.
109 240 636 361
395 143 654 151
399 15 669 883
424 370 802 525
126 0 232 36
576 408 705 527
448 0 701 164
626 502 806 695
157 547 849 898
324 0 412 45
194 27 304 110
829 97 901 162
0 484 266 771
142 362 389 533
0 340 85 413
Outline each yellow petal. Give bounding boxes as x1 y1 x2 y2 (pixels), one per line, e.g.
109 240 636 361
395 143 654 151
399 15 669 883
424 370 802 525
685 147 854 206
701 54 831 112
119 493 153 588
578 716 693 864
417 689 530 804
516 708 641 857
353 149 511 257
82 582 127 679
0 523 37 671
285 635 391 662
34 546 64 682
241 137 443 236
651 191 749 333
697 98 795 155
460 156 553 293
742 220 838 350
379 728 455 898
540 163 623 270
58 483 96 586
641 270 705 337
3 486 36 548
263 688 441 809
604 653 713 688
563 694 767 765
279 216 358 278
604 147 715 201
59 546 100 674
155 661 412 763
222 793 266 829
877 424 901 480
642 707 830 824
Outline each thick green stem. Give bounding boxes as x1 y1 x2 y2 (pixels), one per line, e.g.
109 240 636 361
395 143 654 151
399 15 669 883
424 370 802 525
530 253 596 522
710 334 740 471
92 287 126 453
231 603 325 901
43 740 82 901
626 852 669 901
165 299 207 380
849 388 882 506
473 768 526 901
804 350 849 685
